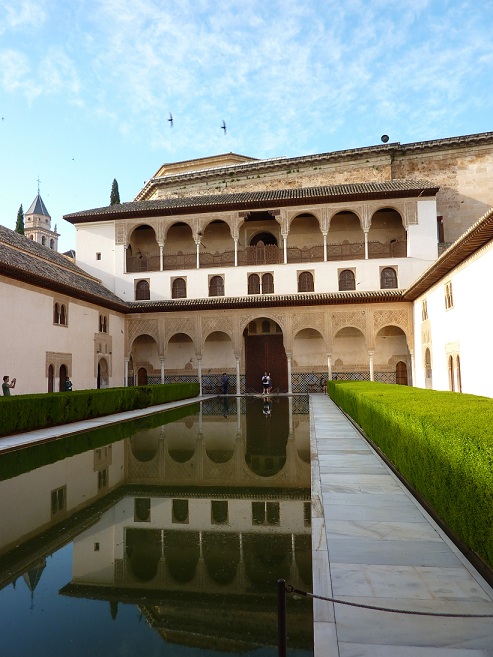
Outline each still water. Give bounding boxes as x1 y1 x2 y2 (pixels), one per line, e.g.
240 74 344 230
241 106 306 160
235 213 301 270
0 396 313 656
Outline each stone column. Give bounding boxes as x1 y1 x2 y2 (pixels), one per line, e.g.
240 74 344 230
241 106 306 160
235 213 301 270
197 356 203 395
159 243 164 271
323 231 328 262
124 357 129 387
286 352 292 394
196 241 201 269
160 358 165 384
327 354 332 382
283 235 288 264
368 351 374 382
234 238 238 266
364 229 369 260
235 355 241 395
410 351 415 386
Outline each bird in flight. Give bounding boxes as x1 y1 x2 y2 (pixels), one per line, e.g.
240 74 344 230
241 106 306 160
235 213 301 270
221 120 227 134
168 112 173 127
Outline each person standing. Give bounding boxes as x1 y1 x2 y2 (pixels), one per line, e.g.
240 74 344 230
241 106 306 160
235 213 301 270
2 375 16 396
221 372 229 395
262 372 269 395
65 377 73 391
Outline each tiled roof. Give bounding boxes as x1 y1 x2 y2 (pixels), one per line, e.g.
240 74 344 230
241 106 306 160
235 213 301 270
127 289 406 313
26 194 50 217
0 224 127 311
65 179 438 223
404 205 493 300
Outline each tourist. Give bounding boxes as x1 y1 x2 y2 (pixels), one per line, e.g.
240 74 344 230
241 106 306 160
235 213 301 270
2 375 16 396
65 377 73 391
262 372 269 394
221 372 229 395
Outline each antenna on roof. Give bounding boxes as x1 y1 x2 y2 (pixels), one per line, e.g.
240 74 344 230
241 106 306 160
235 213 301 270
381 134 389 143
37 175 41 194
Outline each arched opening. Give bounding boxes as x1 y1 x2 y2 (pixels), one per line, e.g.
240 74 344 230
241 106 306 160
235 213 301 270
381 267 398 289
163 222 195 270
375 326 410 384
48 364 54 392
60 304 67 325
250 232 277 246
126 225 159 272
333 327 367 379
425 348 432 389
287 213 323 263
137 367 148 386
171 277 186 299
327 211 364 259
97 358 109 389
203 533 240 585
369 208 406 258
135 280 150 300
456 355 462 392
262 272 274 294
244 318 288 392
163 531 200 584
339 269 355 291
59 364 68 392
53 303 60 324
293 328 326 392
167 333 195 380
126 529 161 583
248 273 260 295
298 271 314 292
132 334 159 384
209 275 224 296
130 430 160 462
396 361 408 385
202 331 235 394
200 220 234 267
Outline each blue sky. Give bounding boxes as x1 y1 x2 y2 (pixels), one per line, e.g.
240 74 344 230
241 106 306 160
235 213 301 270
1 0 492 252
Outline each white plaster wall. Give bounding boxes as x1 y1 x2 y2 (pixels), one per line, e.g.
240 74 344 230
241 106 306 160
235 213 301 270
75 222 117 292
407 199 438 260
413 240 493 397
0 276 125 393
0 441 124 554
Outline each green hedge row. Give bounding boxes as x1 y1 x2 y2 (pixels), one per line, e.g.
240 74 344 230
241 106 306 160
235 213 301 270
327 381 493 570
0 402 199 482
0 383 199 438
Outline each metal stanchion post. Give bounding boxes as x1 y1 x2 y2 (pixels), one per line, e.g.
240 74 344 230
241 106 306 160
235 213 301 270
277 579 287 657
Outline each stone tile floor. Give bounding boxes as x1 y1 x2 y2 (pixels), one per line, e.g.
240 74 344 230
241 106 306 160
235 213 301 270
310 395 493 657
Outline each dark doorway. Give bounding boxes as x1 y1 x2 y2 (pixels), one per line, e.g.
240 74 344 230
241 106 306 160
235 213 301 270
244 321 288 392
396 361 408 385
138 367 148 386
59 364 67 392
48 364 54 392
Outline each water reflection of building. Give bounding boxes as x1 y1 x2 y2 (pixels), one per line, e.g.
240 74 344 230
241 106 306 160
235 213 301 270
0 400 312 651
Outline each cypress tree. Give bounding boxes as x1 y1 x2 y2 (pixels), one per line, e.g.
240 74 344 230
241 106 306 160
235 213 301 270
110 179 120 205
15 205 24 235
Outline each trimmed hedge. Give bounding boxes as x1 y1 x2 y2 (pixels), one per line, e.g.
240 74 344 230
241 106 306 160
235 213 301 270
0 402 199 482
0 383 199 438
327 381 493 570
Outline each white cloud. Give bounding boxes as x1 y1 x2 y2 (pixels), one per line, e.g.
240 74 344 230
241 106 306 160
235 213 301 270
0 0 47 32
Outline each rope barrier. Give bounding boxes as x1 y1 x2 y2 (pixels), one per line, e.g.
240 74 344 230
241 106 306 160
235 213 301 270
286 584 493 618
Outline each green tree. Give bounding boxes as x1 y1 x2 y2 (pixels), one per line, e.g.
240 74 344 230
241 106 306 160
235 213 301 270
110 178 120 205
15 204 24 235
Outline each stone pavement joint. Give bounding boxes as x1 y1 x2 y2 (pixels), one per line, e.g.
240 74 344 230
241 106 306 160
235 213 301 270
309 394 493 657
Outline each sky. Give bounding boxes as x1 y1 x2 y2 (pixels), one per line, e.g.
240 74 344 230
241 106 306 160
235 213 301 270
0 0 492 253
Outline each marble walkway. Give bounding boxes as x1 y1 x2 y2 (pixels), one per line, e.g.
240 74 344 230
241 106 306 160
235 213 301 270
309 394 493 657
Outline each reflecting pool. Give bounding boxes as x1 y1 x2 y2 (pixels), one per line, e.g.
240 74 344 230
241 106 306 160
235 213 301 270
0 396 313 656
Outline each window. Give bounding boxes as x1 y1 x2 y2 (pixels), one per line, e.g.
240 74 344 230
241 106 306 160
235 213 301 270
448 355 455 391
422 299 428 321
456 355 462 393
209 275 224 296
339 269 355 291
445 281 454 309
51 486 66 517
98 468 108 490
248 274 260 295
304 502 311 527
262 273 274 294
248 321 257 334
211 500 228 524
54 302 68 326
298 271 314 292
172 499 189 524
134 498 151 522
99 314 108 333
135 279 150 300
96 252 101 260
50 239 55 249
252 501 280 526
380 267 397 289
42 236 46 246
172 277 187 299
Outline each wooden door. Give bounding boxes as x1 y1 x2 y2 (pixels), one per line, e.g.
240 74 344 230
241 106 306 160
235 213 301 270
245 334 288 392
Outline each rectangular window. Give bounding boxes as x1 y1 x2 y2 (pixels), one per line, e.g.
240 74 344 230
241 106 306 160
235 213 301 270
134 498 151 522
422 299 428 321
251 501 280 526
172 499 189 524
98 468 108 490
96 252 101 260
211 500 229 524
51 486 66 517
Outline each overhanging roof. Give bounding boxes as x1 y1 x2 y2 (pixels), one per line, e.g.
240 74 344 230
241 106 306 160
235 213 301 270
64 179 438 224
404 205 493 300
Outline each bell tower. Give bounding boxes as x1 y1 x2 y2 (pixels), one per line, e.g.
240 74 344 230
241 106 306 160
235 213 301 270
24 181 59 250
